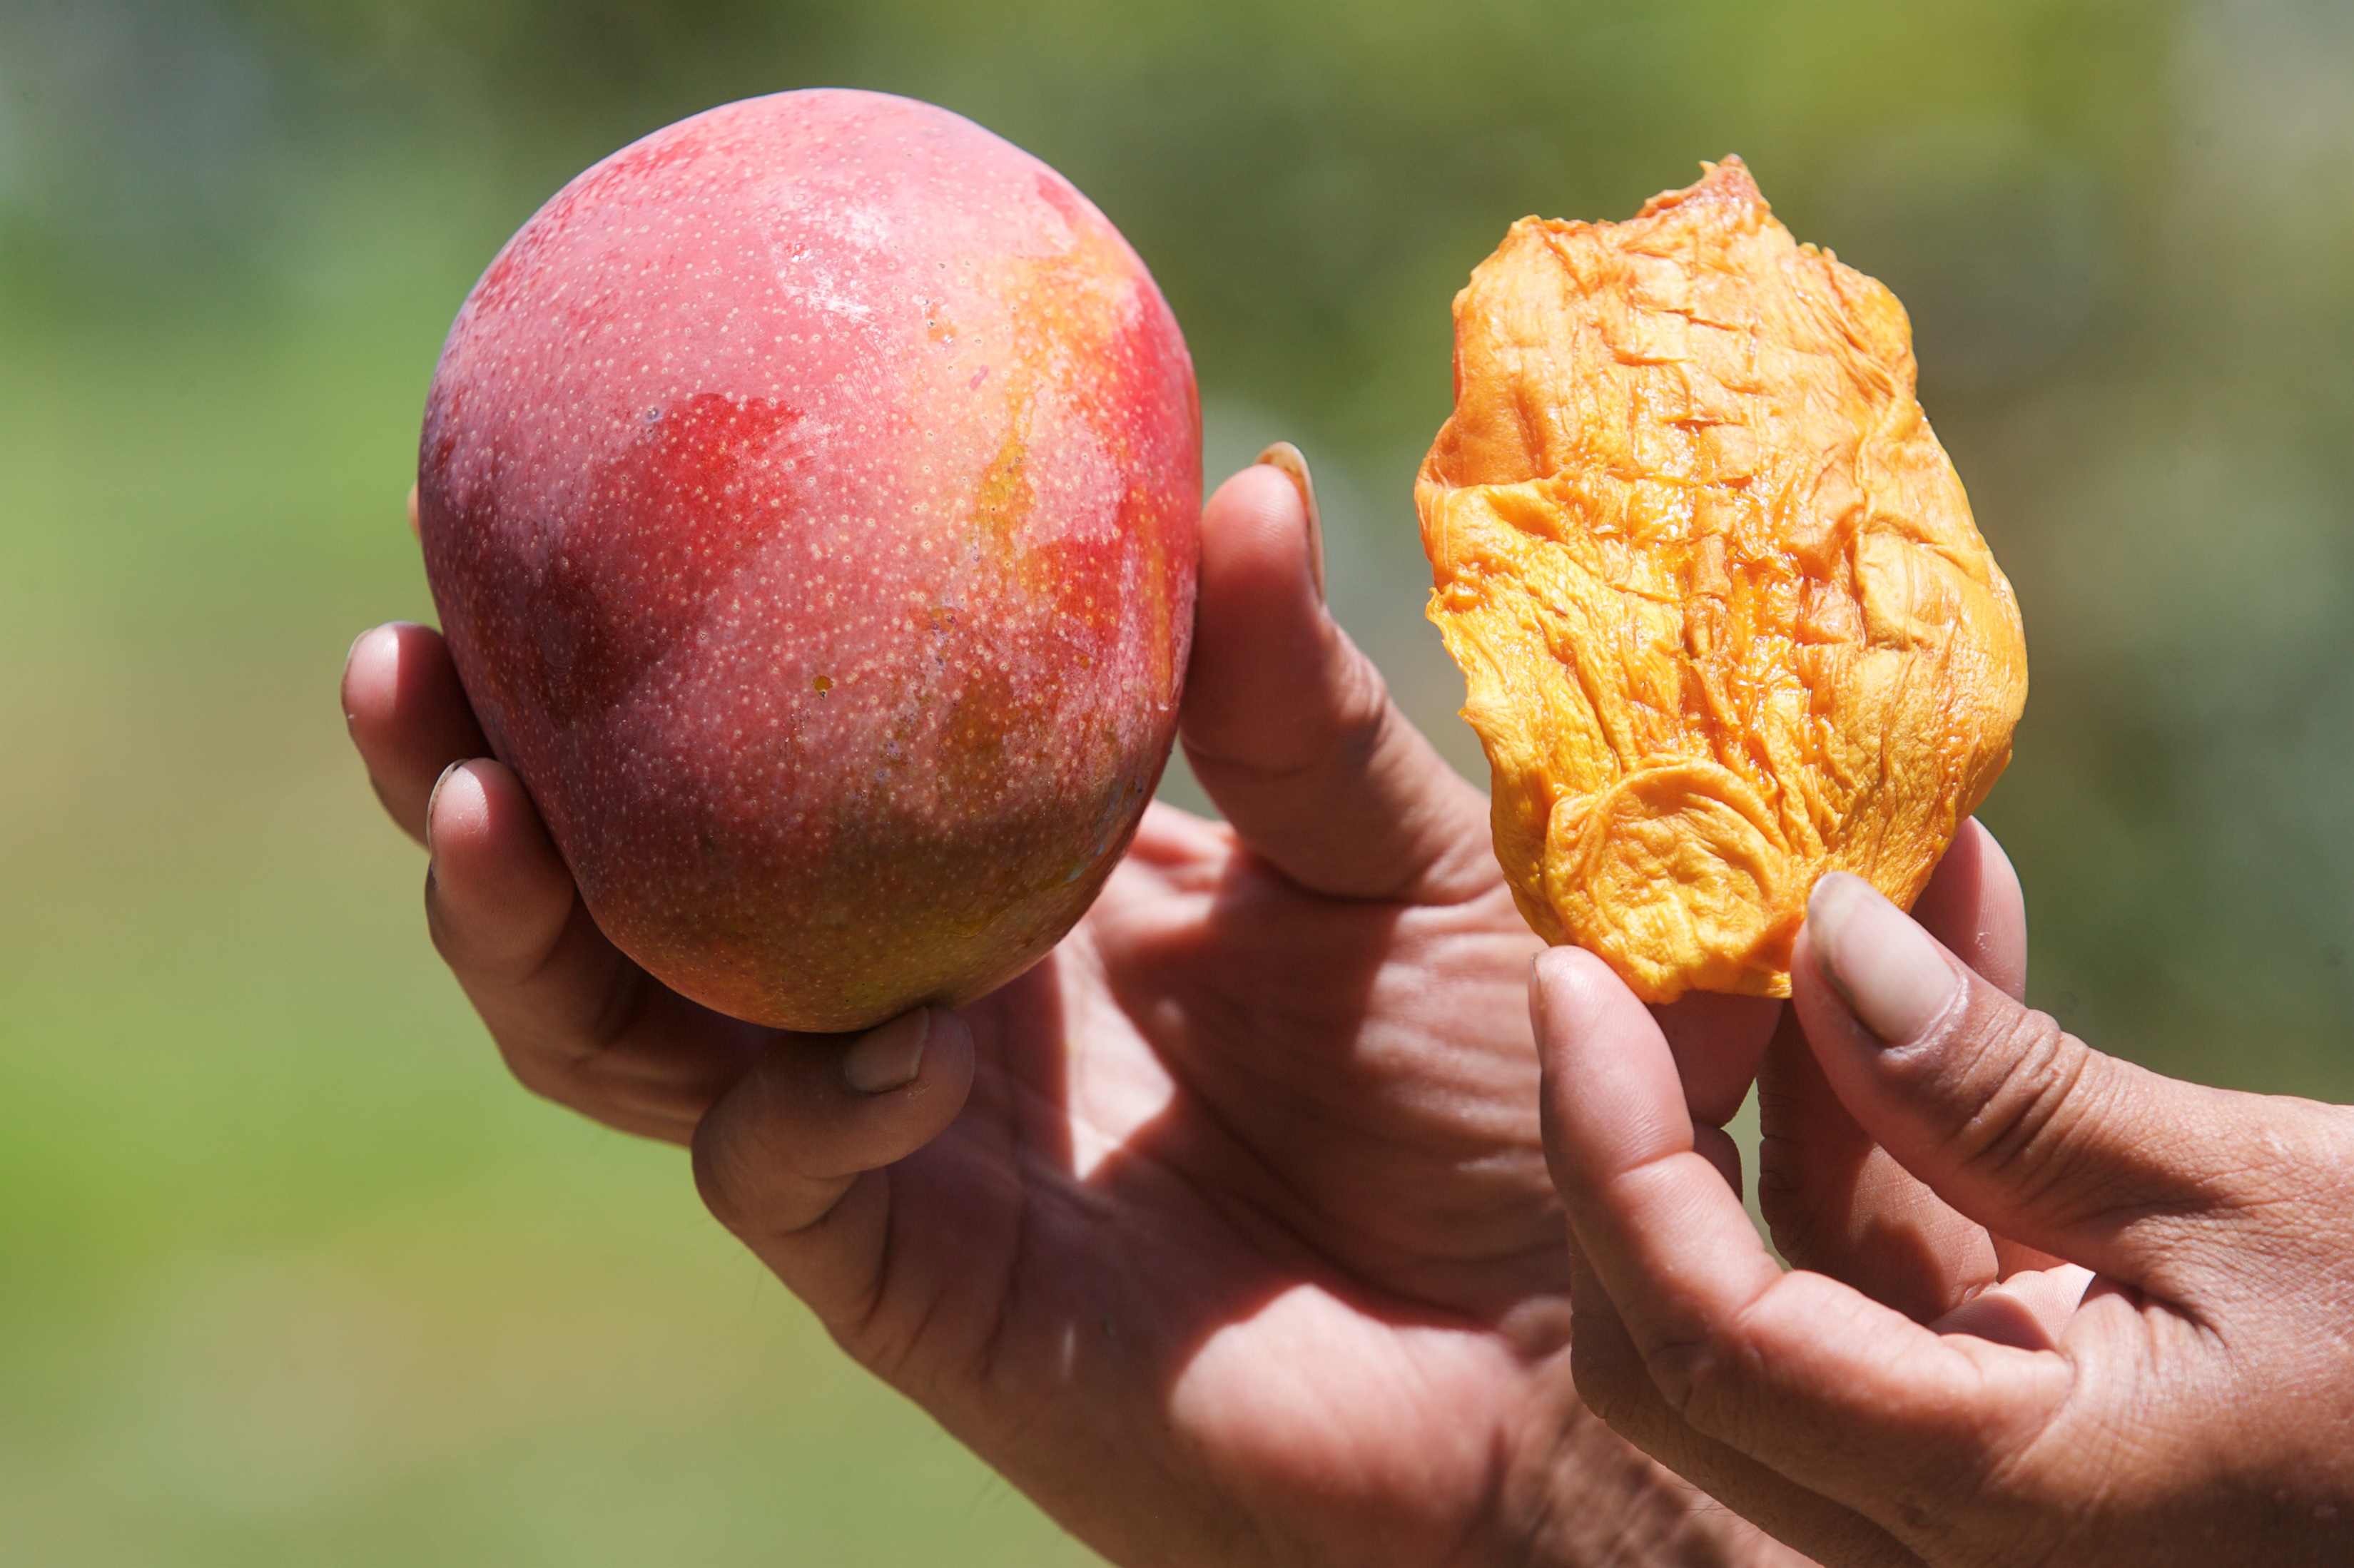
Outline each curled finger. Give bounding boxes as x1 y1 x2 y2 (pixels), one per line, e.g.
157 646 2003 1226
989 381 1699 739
427 758 761 1141
694 1008 977 1328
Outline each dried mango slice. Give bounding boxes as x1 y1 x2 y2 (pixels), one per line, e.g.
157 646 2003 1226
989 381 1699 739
1416 158 2027 1002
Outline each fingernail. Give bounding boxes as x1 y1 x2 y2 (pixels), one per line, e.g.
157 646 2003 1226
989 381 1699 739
1255 442 1325 604
343 627 374 723
407 482 422 538
1807 873 1957 1045
424 759 468 852
843 1008 932 1094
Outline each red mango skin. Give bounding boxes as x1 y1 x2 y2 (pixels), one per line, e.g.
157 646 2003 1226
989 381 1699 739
417 90 1201 1033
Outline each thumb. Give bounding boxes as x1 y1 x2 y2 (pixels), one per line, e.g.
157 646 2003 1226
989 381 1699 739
1179 452 1493 905
1792 872 2303 1296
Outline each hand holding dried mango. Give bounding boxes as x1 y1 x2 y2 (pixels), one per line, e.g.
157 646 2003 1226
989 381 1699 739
1535 868 2354 1567
1423 161 2354 1564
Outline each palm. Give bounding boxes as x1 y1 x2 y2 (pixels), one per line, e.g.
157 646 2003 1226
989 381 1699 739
848 803 1554 1562
1076 805 1551 1305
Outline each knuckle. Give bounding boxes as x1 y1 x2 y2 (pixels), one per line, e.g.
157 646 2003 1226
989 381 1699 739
1922 1006 2097 1206
1332 643 1394 738
494 1038 564 1101
1760 1209 1828 1275
1244 633 1393 782
2313 1106 2354 1206
1567 1335 1652 1434
424 865 582 990
1282 653 1395 778
689 1117 755 1234
1755 1146 1833 1268
571 953 649 1061
2192 1099 2354 1261
1633 1331 1745 1438
1757 1196 1817 1266
492 1036 607 1121
422 880 525 982
689 1070 837 1241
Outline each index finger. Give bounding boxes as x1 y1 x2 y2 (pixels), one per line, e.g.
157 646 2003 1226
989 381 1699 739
1533 947 2070 1540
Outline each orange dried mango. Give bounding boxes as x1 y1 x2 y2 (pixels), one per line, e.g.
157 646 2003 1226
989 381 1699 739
1416 158 2027 1002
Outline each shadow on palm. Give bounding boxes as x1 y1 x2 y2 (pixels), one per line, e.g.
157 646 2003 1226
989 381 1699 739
832 802 1559 1562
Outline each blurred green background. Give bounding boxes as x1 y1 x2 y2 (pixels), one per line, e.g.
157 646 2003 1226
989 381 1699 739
3 0 2352 1561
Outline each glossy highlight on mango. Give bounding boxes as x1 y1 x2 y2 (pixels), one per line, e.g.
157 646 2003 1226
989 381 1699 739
1417 158 2026 1002
419 90 1201 1032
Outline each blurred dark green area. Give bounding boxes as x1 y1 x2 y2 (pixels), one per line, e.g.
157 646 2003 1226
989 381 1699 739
3 0 2351 1559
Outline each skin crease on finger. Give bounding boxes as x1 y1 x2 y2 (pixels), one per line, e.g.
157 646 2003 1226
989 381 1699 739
351 462 1819 1568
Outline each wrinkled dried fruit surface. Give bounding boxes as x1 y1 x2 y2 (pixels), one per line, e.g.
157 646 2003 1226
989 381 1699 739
1416 158 2027 1002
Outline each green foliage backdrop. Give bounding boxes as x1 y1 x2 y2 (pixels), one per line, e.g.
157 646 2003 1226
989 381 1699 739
2 0 2351 1560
